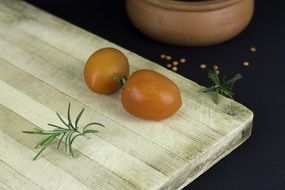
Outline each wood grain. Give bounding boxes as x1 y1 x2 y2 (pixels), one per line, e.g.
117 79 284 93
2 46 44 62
0 0 253 189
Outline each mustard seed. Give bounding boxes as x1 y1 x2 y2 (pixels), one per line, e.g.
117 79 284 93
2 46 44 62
249 47 256 53
160 54 166 59
243 61 250 67
200 64 207 69
172 66 178 71
173 61 179 66
166 64 172 68
166 55 172 61
216 70 220 75
179 58 187 63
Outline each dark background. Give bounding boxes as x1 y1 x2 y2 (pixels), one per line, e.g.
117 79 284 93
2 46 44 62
25 0 285 189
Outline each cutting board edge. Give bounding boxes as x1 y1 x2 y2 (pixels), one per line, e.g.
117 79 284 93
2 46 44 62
163 119 253 190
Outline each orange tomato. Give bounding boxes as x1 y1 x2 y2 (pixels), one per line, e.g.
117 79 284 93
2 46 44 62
84 48 129 94
121 69 182 120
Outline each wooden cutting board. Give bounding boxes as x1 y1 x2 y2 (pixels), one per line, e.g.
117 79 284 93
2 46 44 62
0 0 253 189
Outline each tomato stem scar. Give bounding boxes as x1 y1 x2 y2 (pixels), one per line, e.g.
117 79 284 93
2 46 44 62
114 76 128 88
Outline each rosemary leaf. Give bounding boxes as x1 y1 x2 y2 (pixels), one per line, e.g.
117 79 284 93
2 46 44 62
68 131 75 158
23 130 54 135
75 108 85 129
35 134 55 149
57 133 66 150
67 102 75 130
83 130 99 136
214 90 219 104
70 134 84 147
33 134 57 161
83 122 105 131
65 131 73 155
48 123 66 130
223 73 243 87
56 112 69 128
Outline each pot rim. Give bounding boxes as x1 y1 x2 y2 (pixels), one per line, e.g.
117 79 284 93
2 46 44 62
128 0 243 11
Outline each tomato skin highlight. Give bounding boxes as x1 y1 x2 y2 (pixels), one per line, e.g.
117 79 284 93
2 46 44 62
84 48 129 94
121 70 182 120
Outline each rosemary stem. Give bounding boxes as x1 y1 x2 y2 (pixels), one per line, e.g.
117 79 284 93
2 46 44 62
23 103 105 160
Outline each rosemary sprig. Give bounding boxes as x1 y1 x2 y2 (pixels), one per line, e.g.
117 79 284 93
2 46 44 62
23 103 105 160
201 68 242 104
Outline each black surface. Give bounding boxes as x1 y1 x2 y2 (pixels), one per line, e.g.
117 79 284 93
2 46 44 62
24 0 285 189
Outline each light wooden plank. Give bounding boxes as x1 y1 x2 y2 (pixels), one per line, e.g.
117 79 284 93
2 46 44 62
0 182 11 190
0 105 139 190
0 161 42 190
0 80 169 189
0 56 188 177
0 131 91 190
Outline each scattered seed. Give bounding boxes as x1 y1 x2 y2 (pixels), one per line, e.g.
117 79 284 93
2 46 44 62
160 54 166 59
249 47 256 53
243 61 250 67
172 66 178 71
166 64 172 68
213 65 219 70
179 58 187 63
173 61 179 66
200 64 207 69
166 55 172 61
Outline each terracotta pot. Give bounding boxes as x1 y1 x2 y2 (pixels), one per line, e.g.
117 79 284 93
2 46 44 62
126 0 255 46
